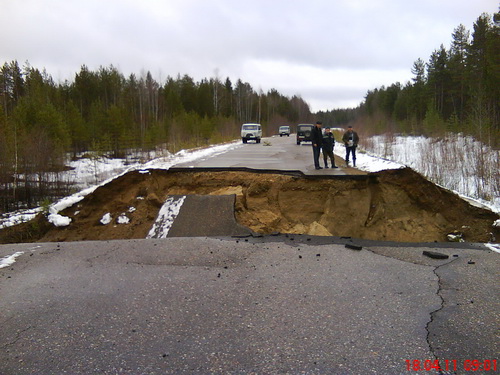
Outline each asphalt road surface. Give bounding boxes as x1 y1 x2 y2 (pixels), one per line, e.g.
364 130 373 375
173 134 359 176
0 135 498 375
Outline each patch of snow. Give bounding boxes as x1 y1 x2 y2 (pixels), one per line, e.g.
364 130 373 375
100 213 112 225
493 219 500 228
455 193 493 211
117 214 130 224
333 147 405 172
48 185 99 216
147 196 186 239
447 233 464 243
0 208 42 229
67 156 133 190
47 213 72 227
484 243 500 253
0 251 24 269
128 207 136 213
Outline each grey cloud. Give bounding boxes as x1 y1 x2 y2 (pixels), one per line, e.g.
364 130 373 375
0 0 497 110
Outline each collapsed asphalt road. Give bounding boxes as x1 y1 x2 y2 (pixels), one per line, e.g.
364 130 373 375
1 167 498 244
0 135 498 374
0 236 498 374
1 135 498 245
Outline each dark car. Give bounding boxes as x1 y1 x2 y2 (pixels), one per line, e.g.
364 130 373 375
296 124 314 145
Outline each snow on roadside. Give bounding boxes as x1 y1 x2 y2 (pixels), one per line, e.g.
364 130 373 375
333 147 404 172
0 251 24 269
363 134 500 214
0 141 242 230
67 157 132 191
0 207 42 230
484 243 500 254
141 141 243 170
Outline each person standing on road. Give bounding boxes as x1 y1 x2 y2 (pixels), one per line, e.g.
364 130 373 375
342 125 359 167
322 127 338 168
311 121 323 170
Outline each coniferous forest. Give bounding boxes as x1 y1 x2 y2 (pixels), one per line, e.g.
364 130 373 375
318 13 499 146
0 63 312 211
0 11 498 213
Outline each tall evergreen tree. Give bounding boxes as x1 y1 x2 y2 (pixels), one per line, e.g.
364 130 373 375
427 44 451 119
448 24 470 121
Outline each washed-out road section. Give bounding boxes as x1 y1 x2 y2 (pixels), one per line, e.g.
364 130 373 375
0 135 498 374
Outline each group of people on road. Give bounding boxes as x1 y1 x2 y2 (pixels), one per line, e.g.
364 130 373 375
311 121 359 170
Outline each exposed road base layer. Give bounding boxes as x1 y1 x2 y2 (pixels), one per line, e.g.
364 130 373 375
0 167 498 244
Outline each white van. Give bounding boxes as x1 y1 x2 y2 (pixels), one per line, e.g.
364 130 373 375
241 123 262 143
279 126 290 137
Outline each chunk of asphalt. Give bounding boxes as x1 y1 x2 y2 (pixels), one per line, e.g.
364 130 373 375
422 250 449 259
345 243 363 251
166 195 252 237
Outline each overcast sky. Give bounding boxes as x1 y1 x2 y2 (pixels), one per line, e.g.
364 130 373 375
1 0 498 112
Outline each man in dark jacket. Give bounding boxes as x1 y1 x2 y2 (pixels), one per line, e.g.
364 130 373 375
322 127 338 168
311 121 323 169
342 125 359 167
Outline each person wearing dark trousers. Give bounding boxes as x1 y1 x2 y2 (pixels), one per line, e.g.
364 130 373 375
311 121 323 170
322 127 338 168
342 125 359 167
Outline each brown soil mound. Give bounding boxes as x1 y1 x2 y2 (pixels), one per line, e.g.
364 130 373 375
1 168 498 243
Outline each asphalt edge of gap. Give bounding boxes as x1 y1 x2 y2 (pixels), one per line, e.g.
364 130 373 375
168 166 371 180
222 232 491 251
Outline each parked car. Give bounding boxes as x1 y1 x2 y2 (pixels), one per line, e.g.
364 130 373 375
279 126 291 137
241 123 262 143
296 124 314 145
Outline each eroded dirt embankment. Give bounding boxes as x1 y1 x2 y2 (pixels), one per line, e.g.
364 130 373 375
1 168 499 244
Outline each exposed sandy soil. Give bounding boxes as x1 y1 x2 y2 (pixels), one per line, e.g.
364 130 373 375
1 168 498 244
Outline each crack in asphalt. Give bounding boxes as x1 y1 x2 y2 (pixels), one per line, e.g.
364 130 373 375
1 325 32 349
426 257 461 375
253 236 461 374
353 244 463 375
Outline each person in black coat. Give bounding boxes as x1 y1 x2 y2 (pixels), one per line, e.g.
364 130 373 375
311 121 323 169
322 127 338 168
342 125 359 167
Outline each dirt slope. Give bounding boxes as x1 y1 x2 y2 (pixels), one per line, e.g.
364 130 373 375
1 168 498 244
